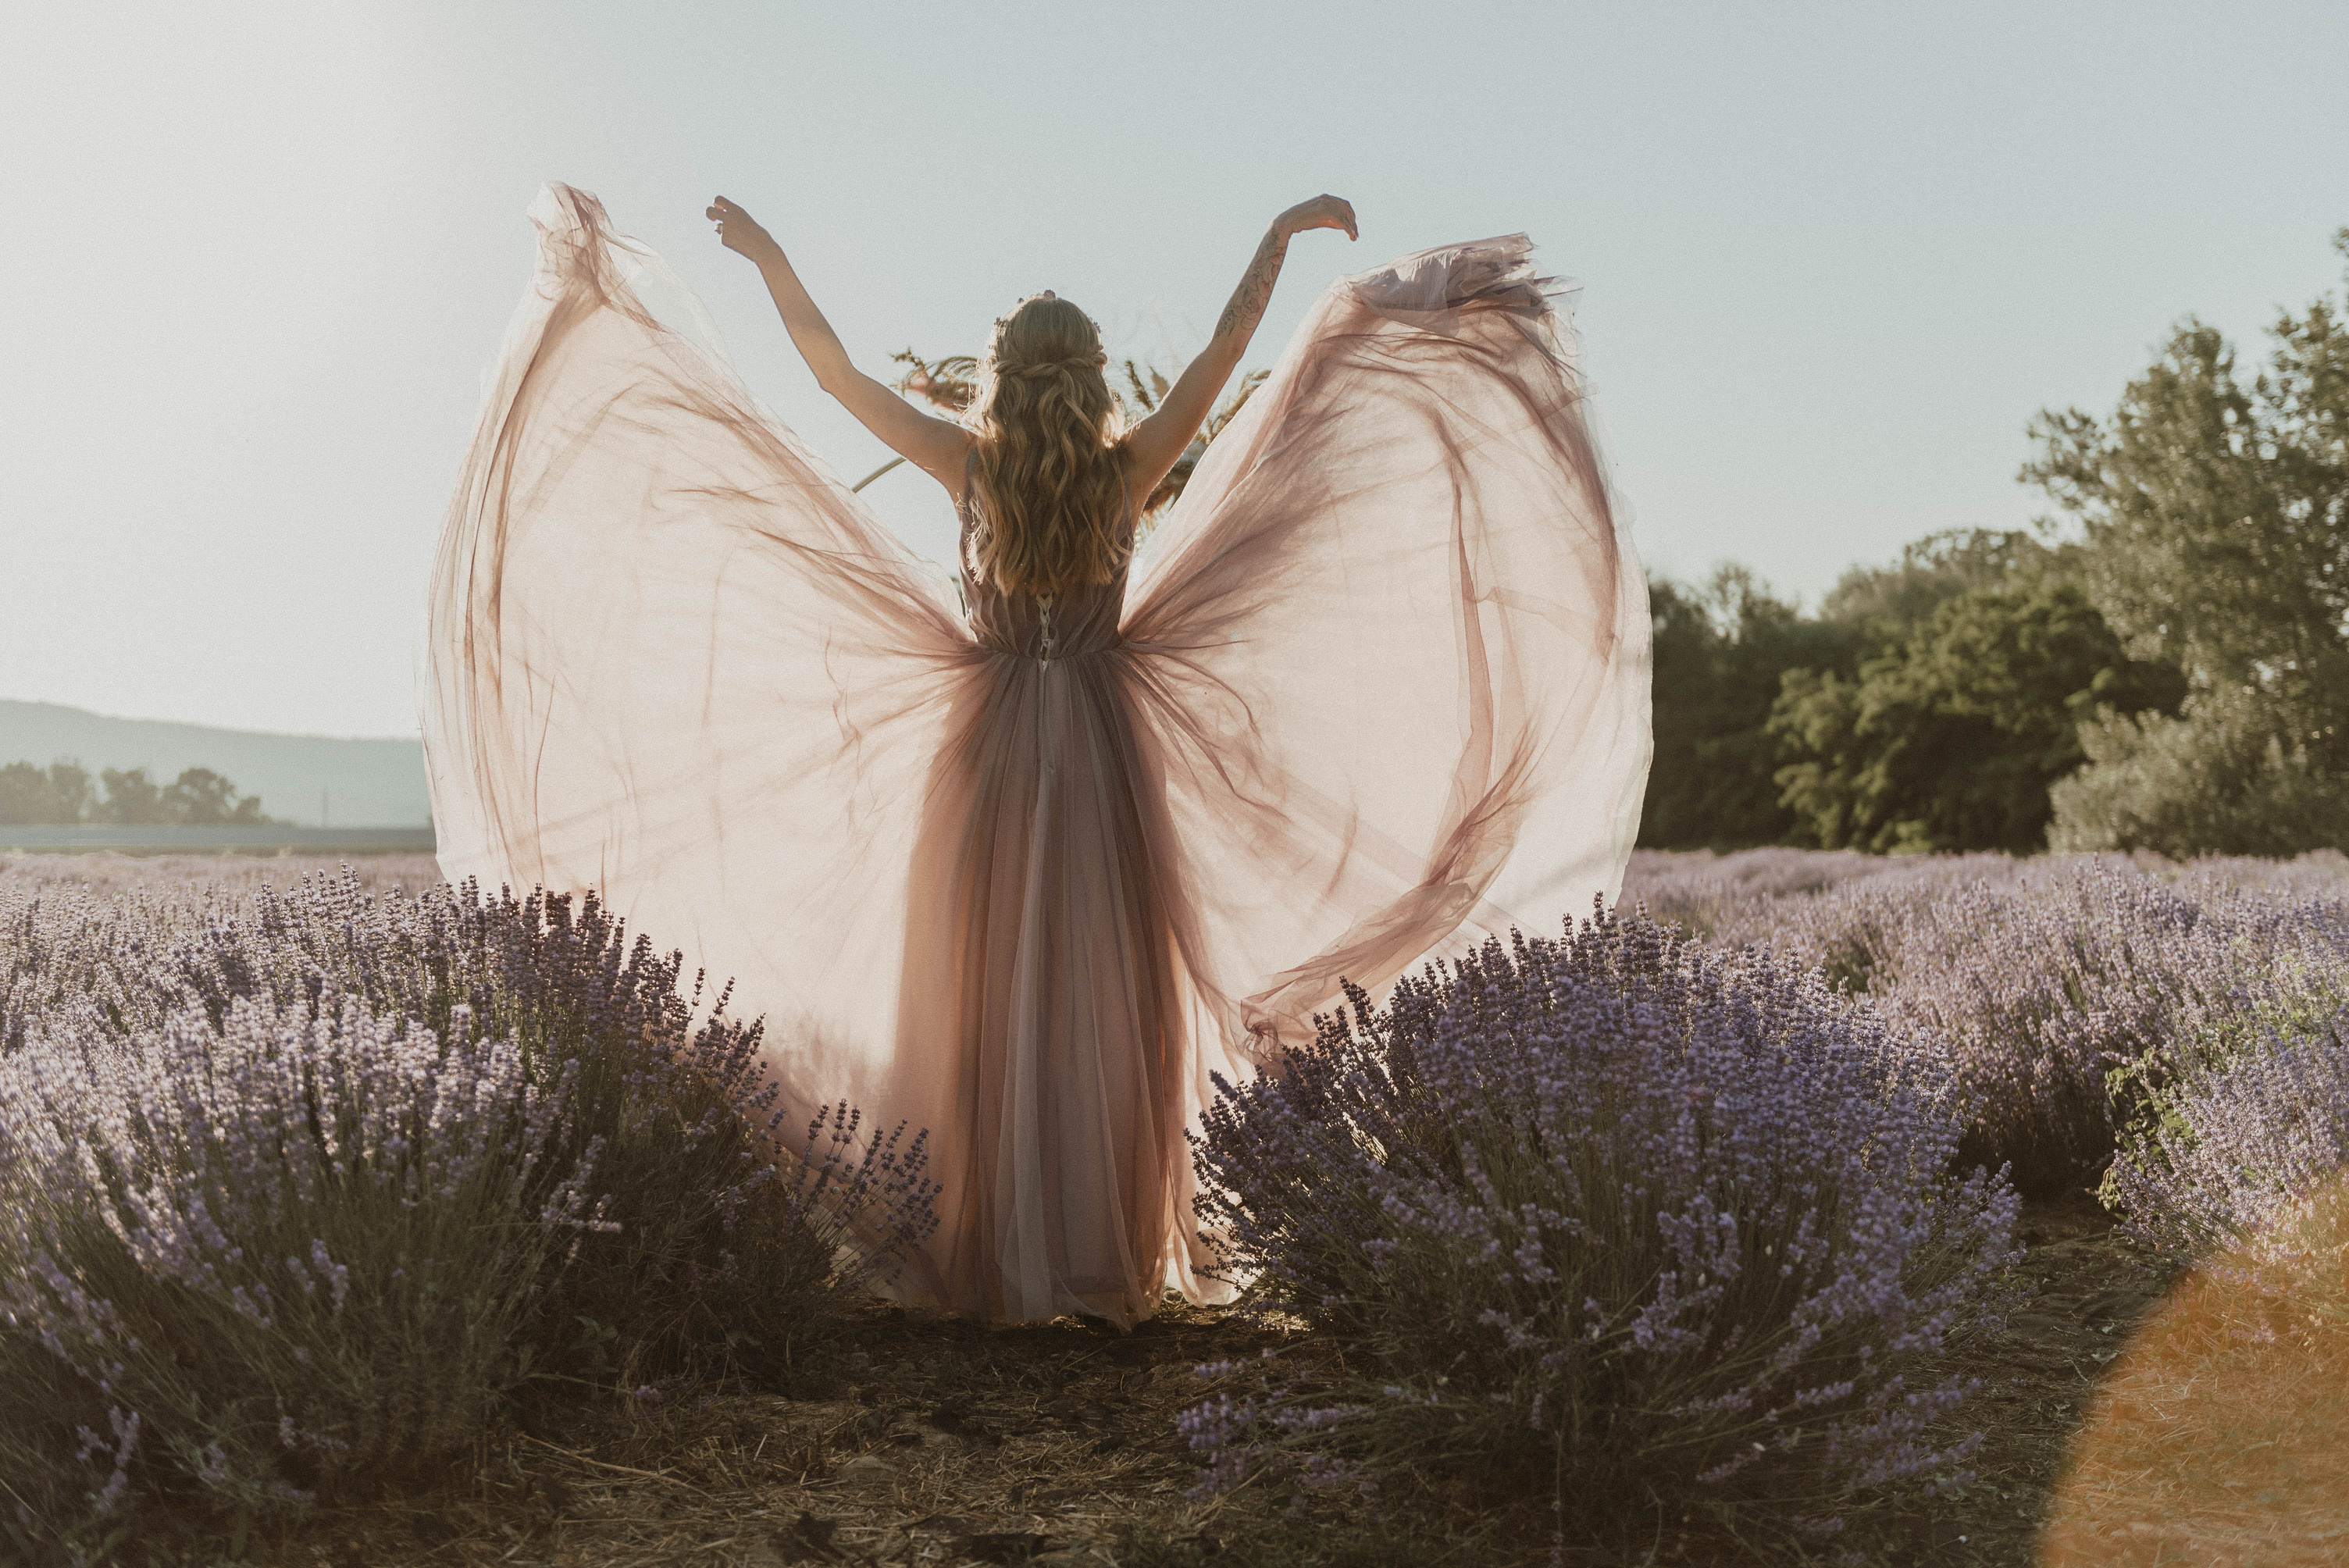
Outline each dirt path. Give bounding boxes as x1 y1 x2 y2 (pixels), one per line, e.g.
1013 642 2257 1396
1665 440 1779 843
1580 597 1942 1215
1873 1191 2182 1566
251 1193 2183 1568
274 1306 1316 1568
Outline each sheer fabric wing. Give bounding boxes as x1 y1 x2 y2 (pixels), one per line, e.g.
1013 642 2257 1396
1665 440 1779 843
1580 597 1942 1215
425 193 1649 1317
1125 236 1652 1061
424 184 971 1121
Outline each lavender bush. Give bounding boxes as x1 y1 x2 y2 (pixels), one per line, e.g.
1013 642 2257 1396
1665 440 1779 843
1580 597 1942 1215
0 868 935 1552
1185 912 2019 1550
1 882 189 1053
1618 846 1977 948
2167 847 2349 902
0 999 601 1523
2102 953 2349 1256
1852 867 2253 1196
1634 854 2349 1197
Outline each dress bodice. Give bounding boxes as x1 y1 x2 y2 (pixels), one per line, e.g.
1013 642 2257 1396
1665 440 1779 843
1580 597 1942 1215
957 468 1134 661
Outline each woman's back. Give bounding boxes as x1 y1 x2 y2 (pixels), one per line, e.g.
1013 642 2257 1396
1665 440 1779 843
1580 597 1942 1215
957 479 1133 662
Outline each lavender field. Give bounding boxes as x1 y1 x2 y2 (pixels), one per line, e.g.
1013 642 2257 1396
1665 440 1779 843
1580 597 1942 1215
4 849 2348 1566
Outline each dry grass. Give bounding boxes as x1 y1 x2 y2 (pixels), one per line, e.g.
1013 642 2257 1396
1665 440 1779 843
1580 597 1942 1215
2038 1182 2349 1566
197 1196 2200 1568
1842 1192 2178 1566
239 1302 1518 1568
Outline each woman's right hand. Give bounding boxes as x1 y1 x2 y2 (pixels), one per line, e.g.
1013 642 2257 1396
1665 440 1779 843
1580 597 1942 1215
1274 194 1358 243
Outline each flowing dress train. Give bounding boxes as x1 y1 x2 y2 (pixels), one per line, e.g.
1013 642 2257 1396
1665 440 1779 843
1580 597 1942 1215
424 184 1651 1325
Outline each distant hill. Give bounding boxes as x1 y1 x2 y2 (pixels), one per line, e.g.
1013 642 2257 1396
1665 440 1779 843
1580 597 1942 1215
0 701 430 828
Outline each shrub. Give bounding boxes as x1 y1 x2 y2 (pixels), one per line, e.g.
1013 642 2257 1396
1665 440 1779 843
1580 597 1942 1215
2103 977 2349 1260
1727 861 2344 1199
0 999 601 1525
1859 867 2238 1197
94 870 934 1383
2049 690 2349 859
0 870 935 1552
1694 852 2022 993
2168 849 2349 903
1 882 193 1053
1617 846 1911 943
1184 912 2018 1553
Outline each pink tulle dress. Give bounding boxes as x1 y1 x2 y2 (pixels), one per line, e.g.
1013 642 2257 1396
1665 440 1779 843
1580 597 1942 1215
424 184 1651 1326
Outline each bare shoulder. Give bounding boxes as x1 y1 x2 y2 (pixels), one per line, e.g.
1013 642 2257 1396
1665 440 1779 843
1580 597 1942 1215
1119 405 1186 491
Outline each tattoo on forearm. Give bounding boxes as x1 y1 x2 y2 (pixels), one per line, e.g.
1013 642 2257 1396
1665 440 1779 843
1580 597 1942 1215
1214 229 1289 344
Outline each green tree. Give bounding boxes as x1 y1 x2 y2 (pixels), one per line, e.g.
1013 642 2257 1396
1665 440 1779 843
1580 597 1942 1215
2 761 277 828
0 761 95 825
89 766 277 827
1639 566 1866 849
163 768 271 825
97 767 165 825
1771 576 2183 853
2023 230 2349 853
2051 685 2349 857
1817 527 2049 640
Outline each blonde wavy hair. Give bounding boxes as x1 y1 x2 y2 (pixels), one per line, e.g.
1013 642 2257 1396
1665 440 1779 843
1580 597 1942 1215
964 294 1134 597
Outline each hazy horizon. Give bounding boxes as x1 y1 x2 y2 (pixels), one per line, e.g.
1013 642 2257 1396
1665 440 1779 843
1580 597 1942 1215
6 0 2347 737
0 699 430 825
4 696 414 744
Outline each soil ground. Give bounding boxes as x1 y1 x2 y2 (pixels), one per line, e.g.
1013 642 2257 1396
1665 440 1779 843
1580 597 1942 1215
1870 1189 2180 1567
218 1192 2177 1568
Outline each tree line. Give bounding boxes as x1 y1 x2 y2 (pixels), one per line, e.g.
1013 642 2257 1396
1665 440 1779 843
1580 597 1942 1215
1642 230 2349 858
0 761 277 828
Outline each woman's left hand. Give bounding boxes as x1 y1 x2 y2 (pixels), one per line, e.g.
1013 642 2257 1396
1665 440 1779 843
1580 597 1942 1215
708 196 777 260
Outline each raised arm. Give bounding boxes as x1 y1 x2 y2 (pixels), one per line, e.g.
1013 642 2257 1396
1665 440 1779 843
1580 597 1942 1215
708 196 974 496
1124 195 1357 501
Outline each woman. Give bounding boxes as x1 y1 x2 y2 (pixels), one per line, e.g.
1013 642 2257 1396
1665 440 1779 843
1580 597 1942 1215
424 184 1649 1327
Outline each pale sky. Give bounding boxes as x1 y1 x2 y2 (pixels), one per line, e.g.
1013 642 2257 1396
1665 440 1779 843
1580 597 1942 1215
5 0 2347 737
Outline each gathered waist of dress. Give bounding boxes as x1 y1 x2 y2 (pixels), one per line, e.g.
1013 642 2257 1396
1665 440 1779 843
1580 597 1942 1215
974 629 1124 662
967 587 1126 663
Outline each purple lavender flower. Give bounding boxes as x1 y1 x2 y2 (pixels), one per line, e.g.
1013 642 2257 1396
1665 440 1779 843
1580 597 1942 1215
0 865 938 1539
2105 1007 2349 1258
1185 907 2018 1545
1646 853 2349 1197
